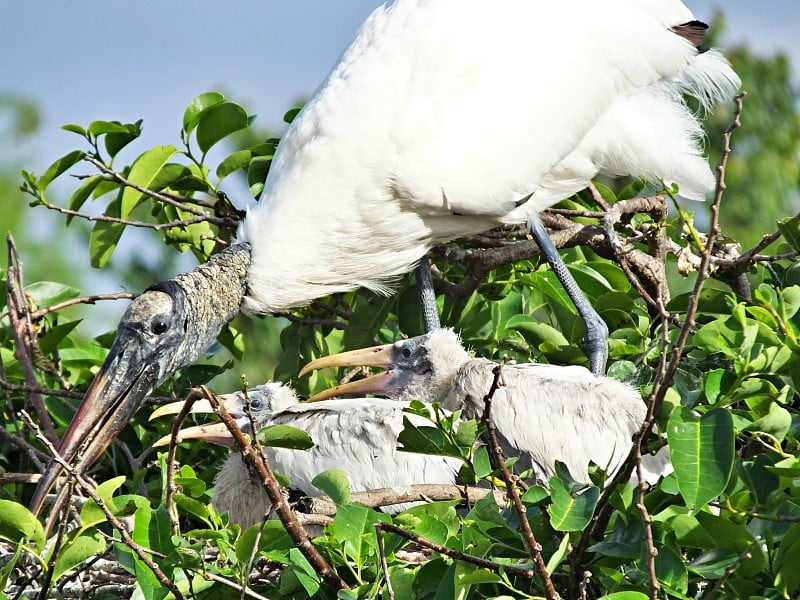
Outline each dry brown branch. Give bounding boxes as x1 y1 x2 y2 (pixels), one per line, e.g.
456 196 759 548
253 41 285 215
6 235 58 444
376 521 536 579
28 292 136 322
198 386 349 592
480 363 560 600
303 484 507 515
37 200 228 231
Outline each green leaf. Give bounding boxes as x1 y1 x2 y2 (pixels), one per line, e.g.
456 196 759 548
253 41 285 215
89 200 125 268
258 424 315 450
547 471 600 531
53 532 106 581
216 149 252 180
88 120 132 136
777 216 800 252
598 593 649 600
39 149 86 187
247 155 271 198
774 523 800 596
667 407 734 508
0 500 45 552
66 174 103 224
196 101 249 155
183 91 225 134
120 145 178 218
104 120 142 158
24 281 81 307
62 123 87 137
283 107 302 124
311 469 351 505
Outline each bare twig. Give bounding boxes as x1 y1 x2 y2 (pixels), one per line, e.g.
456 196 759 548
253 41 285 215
29 292 136 322
481 363 560 600
199 386 349 592
6 235 58 443
376 521 536 579
375 524 395 600
304 484 507 515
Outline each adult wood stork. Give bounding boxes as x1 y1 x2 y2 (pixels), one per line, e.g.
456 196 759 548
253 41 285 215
150 383 461 528
301 328 671 485
31 0 734 514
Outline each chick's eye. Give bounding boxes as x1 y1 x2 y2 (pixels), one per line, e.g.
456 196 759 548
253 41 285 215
400 346 413 359
151 319 169 335
249 397 262 411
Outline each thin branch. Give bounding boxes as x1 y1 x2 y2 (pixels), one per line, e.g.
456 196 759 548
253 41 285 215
21 411 186 600
375 525 395 600
84 155 238 227
199 386 349 592
303 484 507 515
29 292 136 322
37 200 227 231
6 235 58 443
481 363 560 600
376 521 536 579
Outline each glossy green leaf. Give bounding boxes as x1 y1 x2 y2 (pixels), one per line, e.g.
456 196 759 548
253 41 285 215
258 424 315 450
216 149 252 180
89 202 125 268
39 149 86 187
668 407 734 507
196 101 249 155
24 281 81 307
774 523 800 596
66 174 103 224
53 532 106 581
80 475 127 528
777 216 800 252
0 500 45 552
547 472 599 532
311 469 351 505
183 91 225 134
120 145 177 218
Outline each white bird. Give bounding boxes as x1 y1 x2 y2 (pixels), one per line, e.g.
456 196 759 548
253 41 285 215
150 383 461 528
31 0 735 514
301 328 671 486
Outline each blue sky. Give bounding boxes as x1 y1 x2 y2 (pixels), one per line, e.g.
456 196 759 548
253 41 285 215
1 1 798 333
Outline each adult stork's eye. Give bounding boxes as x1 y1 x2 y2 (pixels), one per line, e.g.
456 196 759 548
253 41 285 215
151 319 169 335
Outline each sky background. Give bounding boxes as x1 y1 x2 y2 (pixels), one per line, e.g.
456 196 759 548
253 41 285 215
1 1 799 331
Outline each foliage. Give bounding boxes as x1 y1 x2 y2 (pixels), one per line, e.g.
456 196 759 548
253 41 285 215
1 80 799 600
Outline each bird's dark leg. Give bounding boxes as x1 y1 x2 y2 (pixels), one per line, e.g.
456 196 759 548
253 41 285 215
528 216 608 375
415 255 441 333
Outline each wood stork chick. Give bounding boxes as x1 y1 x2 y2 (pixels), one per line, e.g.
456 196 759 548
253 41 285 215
301 329 671 486
151 383 461 528
31 0 734 514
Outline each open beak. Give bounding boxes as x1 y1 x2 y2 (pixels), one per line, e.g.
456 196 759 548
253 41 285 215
299 343 397 402
29 331 159 516
150 392 249 448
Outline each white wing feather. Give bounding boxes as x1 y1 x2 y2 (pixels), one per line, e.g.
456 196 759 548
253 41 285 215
238 0 739 314
212 398 460 527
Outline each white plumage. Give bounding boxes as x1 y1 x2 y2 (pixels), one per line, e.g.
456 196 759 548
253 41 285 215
153 383 460 528
302 329 672 486
240 0 739 314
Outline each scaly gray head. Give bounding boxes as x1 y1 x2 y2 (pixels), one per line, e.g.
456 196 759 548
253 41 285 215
299 328 470 404
30 243 251 516
150 382 299 447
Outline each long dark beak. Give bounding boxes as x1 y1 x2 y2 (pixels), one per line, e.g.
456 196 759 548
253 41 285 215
149 392 248 447
29 333 157 518
299 344 396 402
